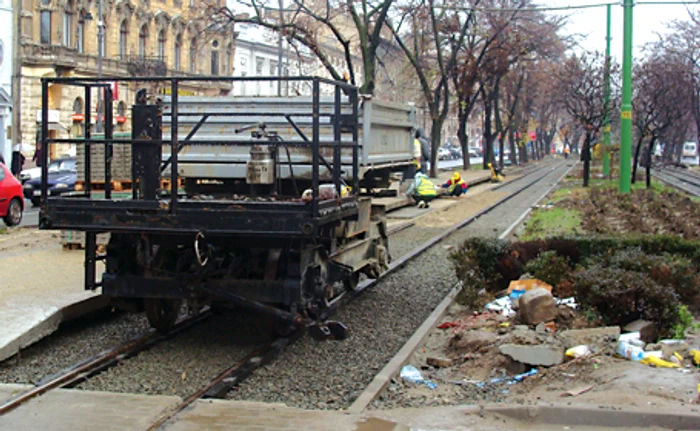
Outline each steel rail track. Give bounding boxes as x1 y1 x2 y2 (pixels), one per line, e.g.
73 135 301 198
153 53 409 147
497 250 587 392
0 160 569 428
141 160 572 431
652 168 700 196
0 311 213 416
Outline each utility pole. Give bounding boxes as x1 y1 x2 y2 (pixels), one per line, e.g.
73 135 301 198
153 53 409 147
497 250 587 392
11 0 21 152
96 0 104 133
619 0 634 193
277 0 283 97
603 4 612 178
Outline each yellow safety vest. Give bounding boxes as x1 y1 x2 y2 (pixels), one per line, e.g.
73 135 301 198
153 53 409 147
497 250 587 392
417 177 436 196
448 178 465 194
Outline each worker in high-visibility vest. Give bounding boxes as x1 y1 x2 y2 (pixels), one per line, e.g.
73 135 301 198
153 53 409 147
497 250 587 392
442 171 468 196
405 172 437 208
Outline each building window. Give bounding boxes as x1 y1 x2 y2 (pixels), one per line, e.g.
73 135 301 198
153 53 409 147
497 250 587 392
139 24 149 59
210 40 219 76
189 37 197 73
157 29 166 60
73 97 84 136
117 101 126 117
40 11 51 44
255 57 264 75
174 34 181 70
119 20 128 59
63 0 73 47
99 24 106 57
41 0 49 5
226 42 232 75
270 60 277 88
77 11 86 53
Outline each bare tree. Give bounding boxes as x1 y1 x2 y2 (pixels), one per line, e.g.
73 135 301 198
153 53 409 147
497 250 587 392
632 54 687 186
555 52 609 187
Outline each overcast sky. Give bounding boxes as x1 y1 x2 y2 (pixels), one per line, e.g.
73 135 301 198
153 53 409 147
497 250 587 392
542 1 700 60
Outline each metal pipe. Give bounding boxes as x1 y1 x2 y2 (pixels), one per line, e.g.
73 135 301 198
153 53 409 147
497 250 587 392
95 0 104 133
619 0 634 193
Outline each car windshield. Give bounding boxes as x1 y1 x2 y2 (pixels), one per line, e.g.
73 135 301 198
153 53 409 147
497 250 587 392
48 159 77 173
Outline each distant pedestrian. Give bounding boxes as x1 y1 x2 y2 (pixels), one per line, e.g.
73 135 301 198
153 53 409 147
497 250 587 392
415 129 430 173
0 152 5 165
442 171 467 196
564 146 570 159
11 149 25 177
33 142 43 168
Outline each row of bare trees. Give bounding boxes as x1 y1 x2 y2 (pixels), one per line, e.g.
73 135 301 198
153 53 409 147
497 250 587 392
204 0 580 177
208 0 700 186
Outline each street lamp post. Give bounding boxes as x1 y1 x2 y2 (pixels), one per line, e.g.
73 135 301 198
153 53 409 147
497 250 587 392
619 0 634 193
96 0 104 133
603 4 612 178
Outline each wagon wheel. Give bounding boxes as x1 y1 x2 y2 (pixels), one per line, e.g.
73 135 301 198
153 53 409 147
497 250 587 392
144 298 181 333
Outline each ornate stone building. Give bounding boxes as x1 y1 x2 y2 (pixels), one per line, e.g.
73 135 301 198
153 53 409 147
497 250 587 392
17 0 235 158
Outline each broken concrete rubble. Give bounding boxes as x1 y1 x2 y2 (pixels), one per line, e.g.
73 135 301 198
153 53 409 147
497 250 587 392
448 330 497 354
622 320 658 343
499 343 565 367
557 326 621 349
517 287 558 325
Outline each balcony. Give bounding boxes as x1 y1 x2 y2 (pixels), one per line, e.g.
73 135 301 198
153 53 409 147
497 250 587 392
127 56 168 77
21 44 79 69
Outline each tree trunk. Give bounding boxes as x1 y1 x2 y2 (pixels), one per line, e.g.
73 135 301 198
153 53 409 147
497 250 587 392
457 112 470 170
631 135 645 184
483 105 494 169
429 117 444 178
646 136 656 189
583 132 592 187
508 130 517 166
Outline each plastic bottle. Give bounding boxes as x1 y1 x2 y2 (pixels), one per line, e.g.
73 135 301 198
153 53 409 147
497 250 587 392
616 340 645 361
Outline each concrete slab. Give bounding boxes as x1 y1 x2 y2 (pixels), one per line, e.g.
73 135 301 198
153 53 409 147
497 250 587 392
0 243 106 362
0 384 181 431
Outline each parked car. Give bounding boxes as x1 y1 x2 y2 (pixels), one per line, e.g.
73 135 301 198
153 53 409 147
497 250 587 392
447 147 462 160
19 149 77 184
438 147 451 160
23 158 77 207
0 163 24 226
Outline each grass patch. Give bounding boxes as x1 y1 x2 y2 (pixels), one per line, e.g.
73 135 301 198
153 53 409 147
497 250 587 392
520 207 582 241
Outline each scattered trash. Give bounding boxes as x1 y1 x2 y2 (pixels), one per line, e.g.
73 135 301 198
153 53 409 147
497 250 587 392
507 279 552 294
690 349 700 366
616 340 645 361
640 356 681 369
555 297 578 310
400 365 437 389
565 345 591 359
475 369 538 388
644 350 663 359
562 384 595 397
622 320 658 343
437 321 461 329
484 296 515 317
499 322 511 328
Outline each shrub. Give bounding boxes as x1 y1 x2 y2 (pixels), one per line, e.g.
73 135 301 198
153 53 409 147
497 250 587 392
672 305 695 340
523 250 572 288
572 265 681 336
450 238 510 306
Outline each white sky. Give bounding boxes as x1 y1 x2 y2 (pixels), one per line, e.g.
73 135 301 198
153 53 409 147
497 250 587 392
542 1 700 60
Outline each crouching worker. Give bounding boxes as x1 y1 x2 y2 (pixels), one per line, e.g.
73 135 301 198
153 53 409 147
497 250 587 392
442 172 468 196
406 172 437 208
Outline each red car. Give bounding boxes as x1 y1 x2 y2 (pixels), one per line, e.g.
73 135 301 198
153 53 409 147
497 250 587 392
0 163 24 226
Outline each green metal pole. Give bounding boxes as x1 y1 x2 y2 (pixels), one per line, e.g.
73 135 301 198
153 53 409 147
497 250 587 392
603 4 612 178
619 0 634 193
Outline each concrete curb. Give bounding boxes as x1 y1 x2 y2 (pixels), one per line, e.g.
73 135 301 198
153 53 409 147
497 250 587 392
347 286 460 414
485 404 700 429
0 295 110 362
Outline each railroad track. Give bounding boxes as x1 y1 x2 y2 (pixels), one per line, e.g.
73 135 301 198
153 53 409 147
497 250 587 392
0 159 572 428
652 167 700 196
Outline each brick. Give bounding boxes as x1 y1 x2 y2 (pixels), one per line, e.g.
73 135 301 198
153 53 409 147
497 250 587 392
623 320 658 343
426 357 453 368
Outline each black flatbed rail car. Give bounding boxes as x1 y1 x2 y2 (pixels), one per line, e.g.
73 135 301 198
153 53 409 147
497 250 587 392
38 77 389 339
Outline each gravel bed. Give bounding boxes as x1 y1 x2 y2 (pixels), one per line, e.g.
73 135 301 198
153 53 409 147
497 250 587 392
77 309 271 397
228 161 571 410
0 311 151 385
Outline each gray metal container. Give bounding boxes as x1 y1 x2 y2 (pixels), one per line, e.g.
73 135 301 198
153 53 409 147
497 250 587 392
161 95 416 181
